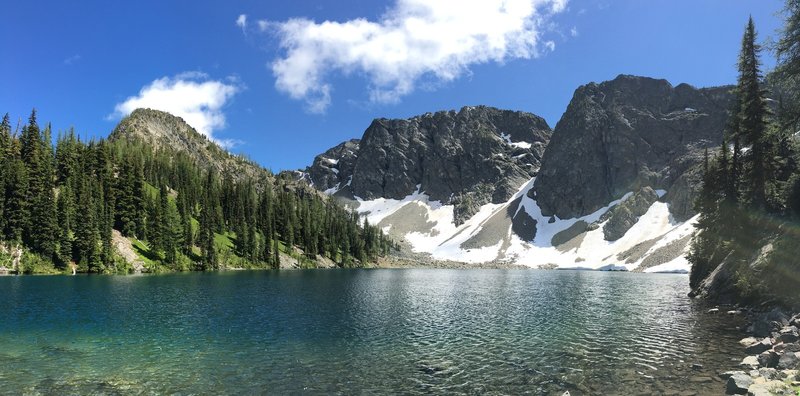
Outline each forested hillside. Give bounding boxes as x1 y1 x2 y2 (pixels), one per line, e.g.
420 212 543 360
0 110 394 274
689 10 800 307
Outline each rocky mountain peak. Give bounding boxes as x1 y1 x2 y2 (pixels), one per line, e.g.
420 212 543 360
306 105 552 224
109 108 270 183
534 75 733 220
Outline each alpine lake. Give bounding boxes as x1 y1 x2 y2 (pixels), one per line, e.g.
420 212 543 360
0 269 745 395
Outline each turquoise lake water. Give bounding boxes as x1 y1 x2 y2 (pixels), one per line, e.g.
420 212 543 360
0 270 745 395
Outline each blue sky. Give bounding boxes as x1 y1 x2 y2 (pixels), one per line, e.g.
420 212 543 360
0 0 784 171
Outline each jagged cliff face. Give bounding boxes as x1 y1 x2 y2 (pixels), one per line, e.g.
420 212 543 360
307 106 551 224
307 139 360 193
302 75 734 270
109 108 271 183
534 75 733 220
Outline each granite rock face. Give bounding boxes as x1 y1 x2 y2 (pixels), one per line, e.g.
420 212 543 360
601 187 660 241
306 139 360 193
306 106 552 224
534 75 733 220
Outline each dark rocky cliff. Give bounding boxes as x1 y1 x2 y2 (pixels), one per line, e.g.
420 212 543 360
306 106 552 224
534 75 734 220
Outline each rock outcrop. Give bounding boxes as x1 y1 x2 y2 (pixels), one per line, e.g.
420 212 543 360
306 139 360 193
601 187 660 241
306 106 551 224
534 75 733 220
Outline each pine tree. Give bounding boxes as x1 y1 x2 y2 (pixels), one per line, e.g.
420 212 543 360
199 170 219 270
774 0 800 130
149 192 165 255
161 187 183 267
689 148 722 288
178 193 194 255
56 184 76 267
133 159 146 238
272 237 280 269
737 17 771 210
74 177 100 271
0 114 10 154
777 1 800 76
4 158 28 242
19 111 57 259
0 114 9 233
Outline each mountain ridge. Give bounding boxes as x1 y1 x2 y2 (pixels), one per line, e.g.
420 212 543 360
299 75 735 270
305 105 552 225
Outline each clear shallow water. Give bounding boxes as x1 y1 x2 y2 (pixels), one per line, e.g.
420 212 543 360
0 270 744 395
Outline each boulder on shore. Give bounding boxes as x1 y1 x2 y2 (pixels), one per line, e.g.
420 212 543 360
779 326 799 343
746 380 794 396
777 352 800 370
745 338 772 355
725 371 753 394
740 356 760 370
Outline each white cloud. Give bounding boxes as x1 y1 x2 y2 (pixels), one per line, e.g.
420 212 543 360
111 73 241 146
63 54 81 65
570 26 578 37
267 0 568 112
236 14 248 32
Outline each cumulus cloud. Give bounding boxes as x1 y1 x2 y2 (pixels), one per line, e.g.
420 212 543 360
236 14 248 32
267 0 568 112
111 72 241 146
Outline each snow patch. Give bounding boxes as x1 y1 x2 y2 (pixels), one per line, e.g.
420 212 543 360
500 132 532 149
351 176 697 271
644 256 690 274
323 184 340 195
356 185 430 225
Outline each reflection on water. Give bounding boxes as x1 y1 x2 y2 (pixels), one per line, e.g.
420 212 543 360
0 270 744 395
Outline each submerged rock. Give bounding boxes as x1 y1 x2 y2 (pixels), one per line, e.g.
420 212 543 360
720 370 741 379
740 337 759 347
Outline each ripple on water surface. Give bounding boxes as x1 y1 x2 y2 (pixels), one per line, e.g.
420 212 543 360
0 270 745 395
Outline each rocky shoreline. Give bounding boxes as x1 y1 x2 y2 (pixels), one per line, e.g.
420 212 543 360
375 255 530 269
719 308 800 395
